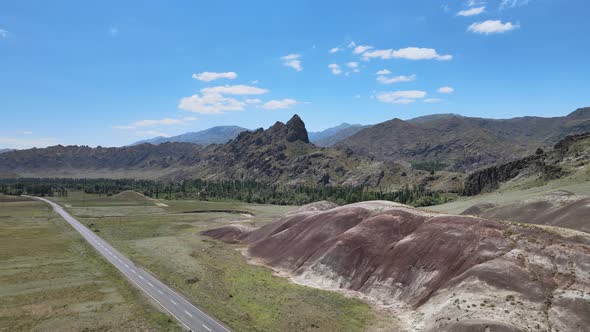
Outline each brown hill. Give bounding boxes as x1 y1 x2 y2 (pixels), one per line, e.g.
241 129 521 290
203 201 590 332
336 108 590 171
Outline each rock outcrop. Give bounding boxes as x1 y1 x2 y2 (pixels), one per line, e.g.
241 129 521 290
203 201 590 332
463 132 590 195
285 114 310 143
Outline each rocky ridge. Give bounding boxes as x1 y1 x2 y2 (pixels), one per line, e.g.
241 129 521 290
337 108 590 171
463 132 590 195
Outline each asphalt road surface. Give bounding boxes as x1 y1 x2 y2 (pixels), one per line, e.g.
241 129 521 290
29 196 230 332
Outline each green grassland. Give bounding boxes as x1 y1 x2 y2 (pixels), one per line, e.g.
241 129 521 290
0 199 180 331
430 164 590 214
48 192 378 332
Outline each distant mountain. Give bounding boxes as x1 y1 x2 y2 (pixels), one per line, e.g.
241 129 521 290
0 143 204 179
309 123 370 147
132 126 249 146
0 115 414 187
336 107 590 171
407 113 464 124
0 149 13 154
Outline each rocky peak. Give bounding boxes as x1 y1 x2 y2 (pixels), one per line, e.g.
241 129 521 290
286 114 310 143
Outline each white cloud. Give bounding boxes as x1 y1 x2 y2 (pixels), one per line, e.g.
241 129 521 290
457 6 485 16
467 0 486 6
353 45 373 54
438 86 455 94
377 74 416 84
136 131 170 138
376 90 427 104
109 27 119 36
0 137 60 149
500 0 530 9
251 80 260 84
192 71 238 82
260 99 298 110
179 93 246 114
424 98 443 103
362 47 452 61
346 61 359 68
281 54 303 71
201 84 268 95
354 94 361 99
376 69 391 75
468 20 519 34
347 41 357 48
245 98 262 104
22 131 33 135
133 117 197 127
329 47 341 54
328 64 342 75
0 29 8 38
114 117 198 131
179 84 270 114
112 125 136 130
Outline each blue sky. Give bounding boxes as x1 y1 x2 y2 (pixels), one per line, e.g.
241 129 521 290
1 0 589 148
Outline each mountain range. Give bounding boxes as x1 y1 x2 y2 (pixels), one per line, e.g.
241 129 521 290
132 125 248 146
0 115 418 187
132 123 367 148
336 107 590 171
1 108 589 188
308 123 369 147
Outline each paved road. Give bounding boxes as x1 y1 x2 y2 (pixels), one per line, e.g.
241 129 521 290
29 196 230 332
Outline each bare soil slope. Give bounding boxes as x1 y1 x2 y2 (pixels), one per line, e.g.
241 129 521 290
203 201 590 332
461 191 590 232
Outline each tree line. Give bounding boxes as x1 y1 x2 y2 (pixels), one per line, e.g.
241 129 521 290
0 178 449 207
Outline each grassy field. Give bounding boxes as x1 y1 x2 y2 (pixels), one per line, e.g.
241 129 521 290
46 192 377 332
429 166 590 214
0 199 181 331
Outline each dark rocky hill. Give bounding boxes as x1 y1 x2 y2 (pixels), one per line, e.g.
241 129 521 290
132 125 248 146
337 108 590 171
463 132 590 195
0 115 416 187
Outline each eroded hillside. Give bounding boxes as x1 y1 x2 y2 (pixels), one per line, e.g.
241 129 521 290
203 201 590 332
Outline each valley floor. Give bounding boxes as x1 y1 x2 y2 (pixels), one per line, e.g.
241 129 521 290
0 197 179 331
42 192 384 332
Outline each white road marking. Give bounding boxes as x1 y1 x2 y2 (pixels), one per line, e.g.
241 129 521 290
124 264 129 268
158 290 163 295
147 282 154 287
171 299 178 305
29 197 231 332
139 275 144 280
